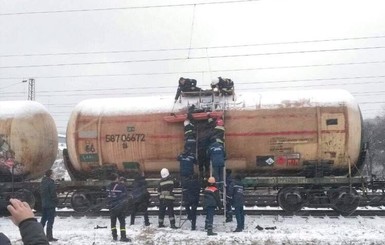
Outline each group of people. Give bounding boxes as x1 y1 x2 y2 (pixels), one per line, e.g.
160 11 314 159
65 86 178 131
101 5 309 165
174 77 235 102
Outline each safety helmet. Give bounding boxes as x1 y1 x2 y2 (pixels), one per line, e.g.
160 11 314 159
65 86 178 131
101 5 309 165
160 168 170 178
184 119 190 127
208 176 216 184
216 119 224 126
211 77 219 86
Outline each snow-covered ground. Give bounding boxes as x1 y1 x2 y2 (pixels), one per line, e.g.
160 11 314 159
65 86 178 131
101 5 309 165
1 210 385 244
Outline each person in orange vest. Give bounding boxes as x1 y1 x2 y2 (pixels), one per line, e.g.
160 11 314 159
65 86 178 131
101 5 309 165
203 177 223 236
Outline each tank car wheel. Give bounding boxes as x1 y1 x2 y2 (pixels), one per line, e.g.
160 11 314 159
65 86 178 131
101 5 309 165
278 187 305 214
329 187 359 216
14 189 36 209
71 190 92 213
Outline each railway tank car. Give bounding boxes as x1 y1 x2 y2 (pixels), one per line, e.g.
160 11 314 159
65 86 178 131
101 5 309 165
64 88 369 215
65 89 364 180
0 101 58 181
0 101 58 209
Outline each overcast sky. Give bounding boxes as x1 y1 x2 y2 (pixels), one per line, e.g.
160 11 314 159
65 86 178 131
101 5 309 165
1 0 385 133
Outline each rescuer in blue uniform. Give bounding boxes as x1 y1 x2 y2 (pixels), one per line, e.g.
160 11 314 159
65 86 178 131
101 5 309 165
107 174 131 242
182 173 201 230
40 169 59 242
130 174 151 226
225 168 234 223
158 168 178 229
232 175 245 232
178 148 197 186
203 177 223 236
212 119 225 145
208 141 226 188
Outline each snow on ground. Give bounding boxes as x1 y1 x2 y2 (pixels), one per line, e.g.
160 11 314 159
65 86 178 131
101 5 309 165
1 211 385 245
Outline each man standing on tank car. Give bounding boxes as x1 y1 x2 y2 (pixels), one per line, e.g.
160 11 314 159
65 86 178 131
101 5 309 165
107 174 131 242
158 168 178 229
40 169 59 242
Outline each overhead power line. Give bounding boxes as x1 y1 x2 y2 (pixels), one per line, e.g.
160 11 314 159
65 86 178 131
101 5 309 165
1 46 385 69
2 35 385 58
0 0 260 16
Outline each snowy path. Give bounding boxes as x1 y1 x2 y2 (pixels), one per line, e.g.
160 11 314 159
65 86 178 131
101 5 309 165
1 213 385 244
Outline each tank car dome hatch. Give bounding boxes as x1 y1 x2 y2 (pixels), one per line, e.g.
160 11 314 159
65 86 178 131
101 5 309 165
0 101 58 181
66 89 363 180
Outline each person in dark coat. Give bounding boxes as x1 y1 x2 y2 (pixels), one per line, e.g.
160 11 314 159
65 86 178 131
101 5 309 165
232 175 245 232
208 141 226 188
178 148 197 186
211 77 234 95
107 174 131 242
203 177 223 236
40 169 59 242
174 77 201 102
130 174 151 226
225 169 234 223
158 168 178 229
182 174 201 230
7 198 49 245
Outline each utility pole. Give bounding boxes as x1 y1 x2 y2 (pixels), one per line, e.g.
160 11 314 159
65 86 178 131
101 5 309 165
22 78 35 100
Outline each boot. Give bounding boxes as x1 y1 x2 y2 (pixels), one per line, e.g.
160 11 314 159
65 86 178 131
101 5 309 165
46 227 58 241
144 214 151 226
191 220 196 231
130 214 135 225
158 222 166 228
207 229 217 236
120 231 131 242
170 221 178 229
111 228 118 241
233 228 243 232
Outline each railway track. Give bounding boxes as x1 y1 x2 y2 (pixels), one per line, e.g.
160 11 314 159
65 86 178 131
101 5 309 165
53 207 385 218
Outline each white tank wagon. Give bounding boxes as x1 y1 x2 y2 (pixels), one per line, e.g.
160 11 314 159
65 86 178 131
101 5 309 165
65 89 365 180
0 101 58 181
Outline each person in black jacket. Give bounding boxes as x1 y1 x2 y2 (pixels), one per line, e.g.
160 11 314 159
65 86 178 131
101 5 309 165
232 175 245 232
107 174 131 242
6 198 49 245
158 168 177 229
130 174 151 226
40 169 59 242
211 77 234 96
203 177 223 236
174 77 201 102
182 174 201 230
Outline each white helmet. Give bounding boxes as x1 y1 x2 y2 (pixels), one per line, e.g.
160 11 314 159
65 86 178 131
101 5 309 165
160 168 170 178
211 77 219 86
184 119 190 127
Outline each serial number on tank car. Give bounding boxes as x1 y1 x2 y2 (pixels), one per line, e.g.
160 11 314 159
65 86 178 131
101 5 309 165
105 134 146 142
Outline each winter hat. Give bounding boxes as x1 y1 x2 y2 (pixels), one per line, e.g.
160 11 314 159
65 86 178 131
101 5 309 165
160 168 170 178
208 176 216 184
